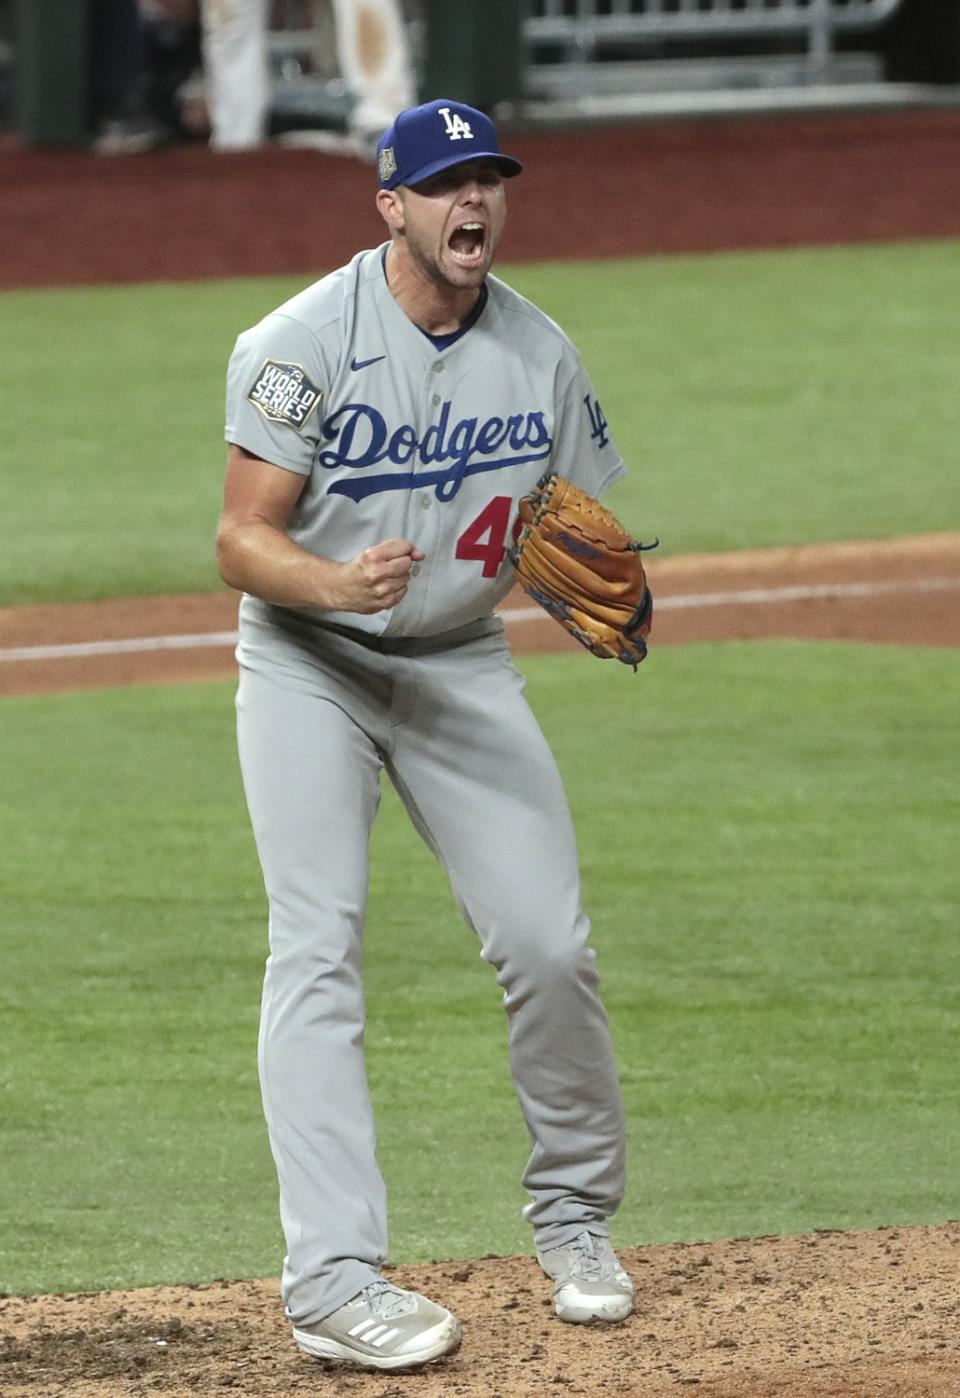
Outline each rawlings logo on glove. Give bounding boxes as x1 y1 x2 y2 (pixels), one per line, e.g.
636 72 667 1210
507 472 657 668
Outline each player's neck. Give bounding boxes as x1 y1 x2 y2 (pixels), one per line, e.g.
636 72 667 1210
384 243 482 337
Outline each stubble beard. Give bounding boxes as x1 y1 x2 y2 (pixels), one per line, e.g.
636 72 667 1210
405 225 495 296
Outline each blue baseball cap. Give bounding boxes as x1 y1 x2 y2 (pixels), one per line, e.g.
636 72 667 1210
376 98 523 190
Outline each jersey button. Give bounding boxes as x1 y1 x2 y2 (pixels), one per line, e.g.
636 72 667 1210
419 495 431 510
411 564 421 576
432 393 442 406
433 361 444 372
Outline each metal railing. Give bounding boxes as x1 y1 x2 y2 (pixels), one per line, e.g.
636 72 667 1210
523 0 907 105
525 0 903 46
265 0 931 130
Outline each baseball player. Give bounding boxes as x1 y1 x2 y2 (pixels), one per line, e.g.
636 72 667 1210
217 98 635 1371
199 0 414 153
200 0 269 151
330 0 416 149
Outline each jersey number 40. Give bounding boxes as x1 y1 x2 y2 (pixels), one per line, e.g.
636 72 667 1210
455 496 521 578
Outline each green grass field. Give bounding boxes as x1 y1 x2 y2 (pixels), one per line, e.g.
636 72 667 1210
1 238 958 605
1 240 959 1298
1 644 958 1295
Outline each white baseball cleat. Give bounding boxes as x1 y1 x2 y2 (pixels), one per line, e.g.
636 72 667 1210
537 1231 635 1323
293 1279 462 1370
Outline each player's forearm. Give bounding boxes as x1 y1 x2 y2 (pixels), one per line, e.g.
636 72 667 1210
216 519 347 609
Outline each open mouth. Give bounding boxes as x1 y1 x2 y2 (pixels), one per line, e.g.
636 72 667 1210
448 222 486 265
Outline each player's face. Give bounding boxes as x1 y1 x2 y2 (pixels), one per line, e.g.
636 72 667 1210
392 159 507 292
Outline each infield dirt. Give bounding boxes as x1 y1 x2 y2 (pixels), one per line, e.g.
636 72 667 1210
2 532 960 697
1 108 959 1395
2 1224 960 1397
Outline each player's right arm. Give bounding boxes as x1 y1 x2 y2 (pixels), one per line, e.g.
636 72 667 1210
216 445 424 614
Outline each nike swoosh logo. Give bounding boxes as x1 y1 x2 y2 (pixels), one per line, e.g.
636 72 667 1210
350 354 386 371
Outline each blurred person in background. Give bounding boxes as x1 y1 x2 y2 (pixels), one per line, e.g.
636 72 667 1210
331 0 416 153
90 0 159 152
142 0 203 138
200 0 270 150
92 0 200 152
199 0 416 154
91 0 416 156
91 0 261 153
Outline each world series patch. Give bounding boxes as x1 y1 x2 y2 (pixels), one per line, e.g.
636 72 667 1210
378 145 397 183
247 360 322 429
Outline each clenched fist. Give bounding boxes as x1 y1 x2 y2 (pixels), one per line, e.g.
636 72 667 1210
333 538 426 614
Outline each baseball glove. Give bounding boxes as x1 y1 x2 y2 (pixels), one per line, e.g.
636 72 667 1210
507 472 656 668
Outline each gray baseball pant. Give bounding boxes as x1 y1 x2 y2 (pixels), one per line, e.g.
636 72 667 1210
235 613 626 1325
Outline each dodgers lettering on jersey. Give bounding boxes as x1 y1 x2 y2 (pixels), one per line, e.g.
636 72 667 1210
317 399 552 501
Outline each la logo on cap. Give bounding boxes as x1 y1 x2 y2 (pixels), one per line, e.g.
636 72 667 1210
375 97 522 189
439 107 473 141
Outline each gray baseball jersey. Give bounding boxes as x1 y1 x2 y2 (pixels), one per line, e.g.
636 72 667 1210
225 243 625 640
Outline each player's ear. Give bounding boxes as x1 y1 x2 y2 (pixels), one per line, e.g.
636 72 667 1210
376 188 405 233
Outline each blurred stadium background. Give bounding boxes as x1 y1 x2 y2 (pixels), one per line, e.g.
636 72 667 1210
2 1 960 151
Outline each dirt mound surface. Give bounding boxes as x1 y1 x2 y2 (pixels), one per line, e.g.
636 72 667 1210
2 1224 959 1397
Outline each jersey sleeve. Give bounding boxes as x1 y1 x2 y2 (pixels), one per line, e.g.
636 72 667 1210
225 313 328 475
550 352 627 500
